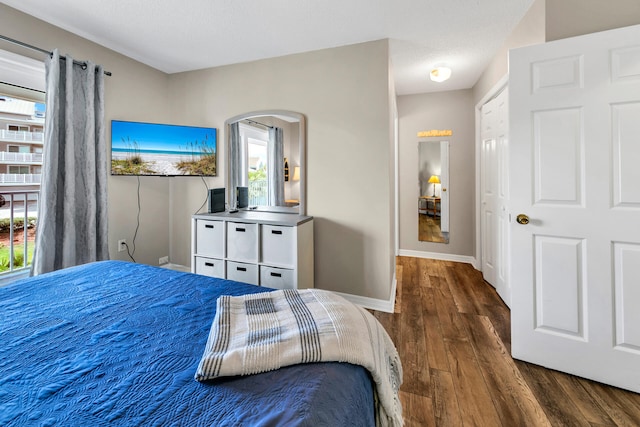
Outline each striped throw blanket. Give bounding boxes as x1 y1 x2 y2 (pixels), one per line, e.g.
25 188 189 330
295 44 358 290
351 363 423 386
195 289 403 427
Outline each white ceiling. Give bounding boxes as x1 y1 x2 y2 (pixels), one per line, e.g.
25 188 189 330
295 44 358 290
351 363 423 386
1 0 534 95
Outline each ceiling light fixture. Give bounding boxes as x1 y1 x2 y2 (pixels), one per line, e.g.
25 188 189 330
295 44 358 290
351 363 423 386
430 66 452 82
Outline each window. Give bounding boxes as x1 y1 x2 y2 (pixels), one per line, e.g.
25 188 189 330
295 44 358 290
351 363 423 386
247 138 268 173
8 165 30 174
241 124 269 207
0 49 46 276
8 145 30 153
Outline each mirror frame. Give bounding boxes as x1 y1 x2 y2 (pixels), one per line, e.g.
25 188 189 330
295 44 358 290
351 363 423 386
225 110 306 215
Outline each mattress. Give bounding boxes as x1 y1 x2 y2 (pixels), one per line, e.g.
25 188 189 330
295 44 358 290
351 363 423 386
0 261 374 426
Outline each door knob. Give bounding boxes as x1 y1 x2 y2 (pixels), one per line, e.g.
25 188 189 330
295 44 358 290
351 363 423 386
516 214 530 225
442 188 447 192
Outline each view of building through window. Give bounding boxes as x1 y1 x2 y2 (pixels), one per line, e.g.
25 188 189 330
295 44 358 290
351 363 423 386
0 94 45 273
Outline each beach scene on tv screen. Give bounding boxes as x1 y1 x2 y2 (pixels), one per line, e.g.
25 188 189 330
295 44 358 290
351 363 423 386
111 120 217 176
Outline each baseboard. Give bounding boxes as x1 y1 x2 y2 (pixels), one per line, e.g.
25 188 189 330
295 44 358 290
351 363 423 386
333 271 397 313
398 249 479 269
160 263 191 272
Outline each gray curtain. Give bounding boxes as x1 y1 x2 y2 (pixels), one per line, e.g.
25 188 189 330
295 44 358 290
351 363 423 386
268 127 284 206
228 122 244 209
31 49 108 275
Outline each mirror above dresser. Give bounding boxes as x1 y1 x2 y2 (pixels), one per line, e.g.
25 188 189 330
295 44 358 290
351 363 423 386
225 110 306 215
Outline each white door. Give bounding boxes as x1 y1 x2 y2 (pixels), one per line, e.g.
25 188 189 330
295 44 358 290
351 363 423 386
510 24 640 392
481 96 498 287
481 88 510 306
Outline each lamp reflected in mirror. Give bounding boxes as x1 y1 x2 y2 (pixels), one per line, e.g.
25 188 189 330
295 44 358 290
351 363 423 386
418 141 449 244
428 175 440 197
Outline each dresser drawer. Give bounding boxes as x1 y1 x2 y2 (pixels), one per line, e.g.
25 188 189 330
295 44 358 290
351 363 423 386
261 225 295 268
226 261 259 286
260 266 295 290
194 256 224 278
196 220 224 258
226 222 258 263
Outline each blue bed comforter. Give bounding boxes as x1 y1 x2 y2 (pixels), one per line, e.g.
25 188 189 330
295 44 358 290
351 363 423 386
0 261 374 426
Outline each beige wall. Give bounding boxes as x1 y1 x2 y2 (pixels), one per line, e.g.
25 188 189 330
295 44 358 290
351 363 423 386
0 4 172 267
397 90 475 256
546 0 640 41
168 40 394 300
473 0 546 104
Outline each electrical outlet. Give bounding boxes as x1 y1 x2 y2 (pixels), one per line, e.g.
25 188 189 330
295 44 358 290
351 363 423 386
159 256 169 265
118 239 127 252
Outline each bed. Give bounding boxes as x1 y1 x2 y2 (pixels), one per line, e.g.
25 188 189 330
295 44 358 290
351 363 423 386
0 261 400 426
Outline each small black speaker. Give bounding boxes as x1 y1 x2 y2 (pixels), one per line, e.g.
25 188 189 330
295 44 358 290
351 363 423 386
236 186 248 209
208 188 225 213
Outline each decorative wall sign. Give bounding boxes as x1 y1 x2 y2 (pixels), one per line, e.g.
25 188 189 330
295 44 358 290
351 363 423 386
417 129 453 137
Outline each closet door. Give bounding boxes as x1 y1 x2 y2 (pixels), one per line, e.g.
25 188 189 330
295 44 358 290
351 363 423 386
480 88 510 306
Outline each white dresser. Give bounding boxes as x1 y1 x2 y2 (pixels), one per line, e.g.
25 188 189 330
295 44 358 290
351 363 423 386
191 211 314 289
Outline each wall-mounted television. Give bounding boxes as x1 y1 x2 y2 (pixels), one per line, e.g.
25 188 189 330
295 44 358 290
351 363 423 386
111 120 217 176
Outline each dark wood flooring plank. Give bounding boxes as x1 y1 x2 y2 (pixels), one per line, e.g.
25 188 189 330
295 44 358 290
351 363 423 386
578 379 640 426
429 270 468 343
553 373 617 426
424 257 446 278
399 267 431 396
400 390 436 427
442 265 480 315
417 258 432 289
445 339 503 426
461 314 551 426
430 369 462 427
400 257 418 292
449 263 499 316
421 288 450 372
481 301 511 354
515 361 591 426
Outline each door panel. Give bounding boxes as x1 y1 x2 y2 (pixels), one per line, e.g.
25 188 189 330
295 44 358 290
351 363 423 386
510 24 640 392
612 103 640 205
613 242 640 351
534 235 585 338
533 108 583 204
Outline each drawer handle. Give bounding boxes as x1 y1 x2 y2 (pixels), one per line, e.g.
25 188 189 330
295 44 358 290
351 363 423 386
237 267 247 272
236 227 246 232
270 272 282 278
271 230 283 235
205 224 214 229
204 262 214 267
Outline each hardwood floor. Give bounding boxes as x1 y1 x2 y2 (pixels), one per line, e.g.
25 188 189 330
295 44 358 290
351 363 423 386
372 257 640 426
